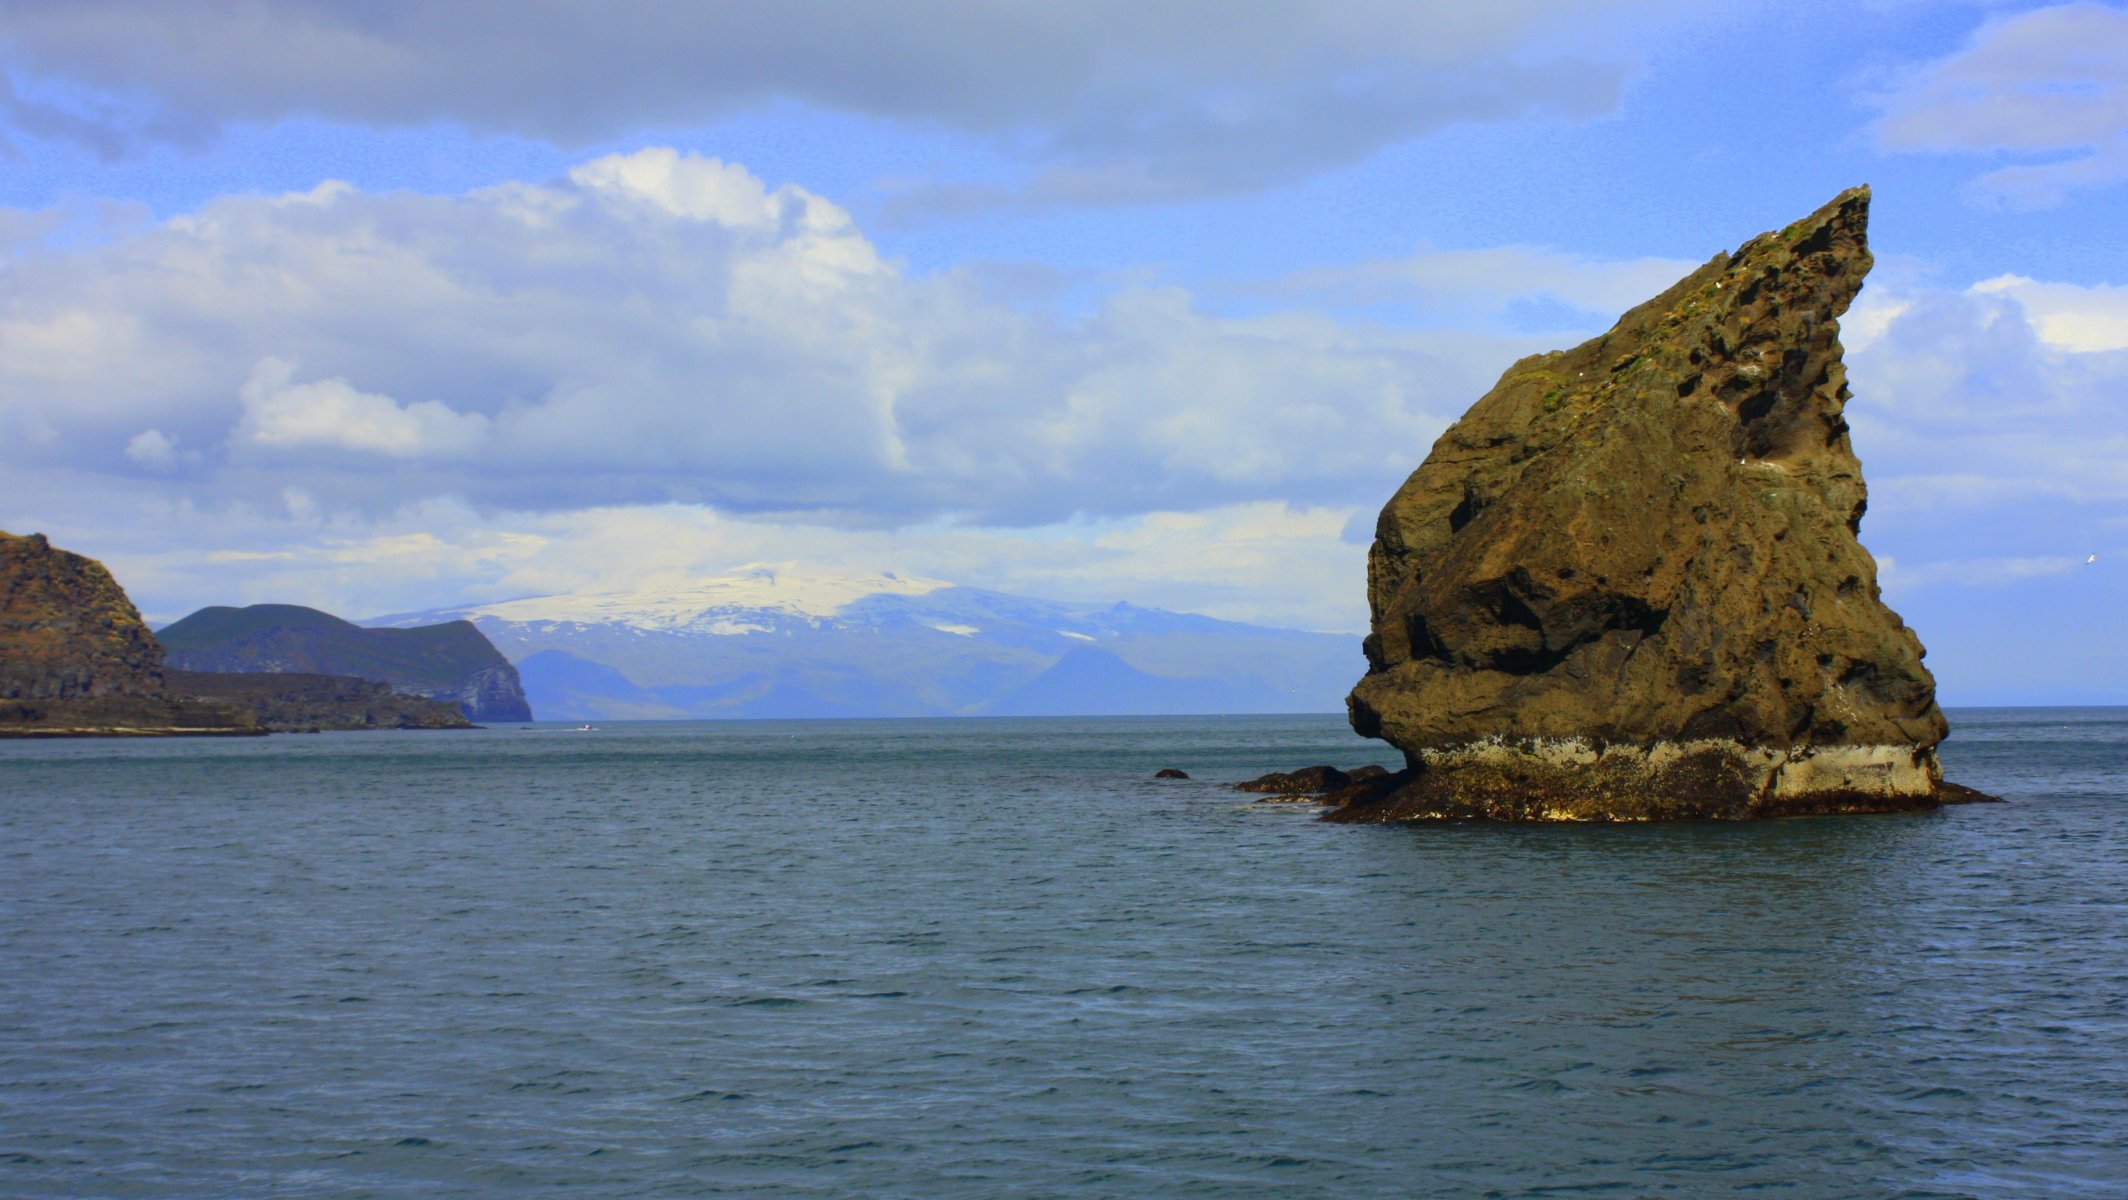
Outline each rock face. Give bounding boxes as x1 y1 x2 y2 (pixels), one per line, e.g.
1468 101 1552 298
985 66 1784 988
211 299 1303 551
1 531 256 736
165 670 479 732
159 604 533 721
1342 187 1960 821
1 531 164 701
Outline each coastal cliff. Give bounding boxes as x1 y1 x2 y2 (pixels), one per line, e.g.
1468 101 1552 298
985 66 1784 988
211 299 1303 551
0 531 257 736
159 604 532 721
1341 187 1972 821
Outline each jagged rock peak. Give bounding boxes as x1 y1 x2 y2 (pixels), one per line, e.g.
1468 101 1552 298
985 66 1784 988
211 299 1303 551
1341 186 1973 821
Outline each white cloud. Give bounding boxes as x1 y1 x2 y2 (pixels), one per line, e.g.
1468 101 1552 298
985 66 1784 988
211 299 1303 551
0 148 1507 524
1968 274 2128 351
0 0 1707 202
235 357 489 458
123 427 176 468
1870 2 2128 206
1842 275 2128 620
571 148 788 228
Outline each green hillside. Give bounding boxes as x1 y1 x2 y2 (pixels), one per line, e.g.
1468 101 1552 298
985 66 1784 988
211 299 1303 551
158 604 531 721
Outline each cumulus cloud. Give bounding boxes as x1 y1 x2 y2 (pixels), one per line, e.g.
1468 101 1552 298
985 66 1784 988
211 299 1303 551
1870 2 2128 207
0 0 1690 202
1967 274 2128 352
236 357 489 457
1843 275 2128 604
0 148 1523 524
123 427 175 468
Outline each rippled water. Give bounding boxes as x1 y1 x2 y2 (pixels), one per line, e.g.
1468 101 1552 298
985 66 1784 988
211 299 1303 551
3 710 2124 1198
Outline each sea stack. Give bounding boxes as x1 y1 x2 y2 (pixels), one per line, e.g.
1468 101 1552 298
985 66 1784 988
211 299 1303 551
1341 186 1962 821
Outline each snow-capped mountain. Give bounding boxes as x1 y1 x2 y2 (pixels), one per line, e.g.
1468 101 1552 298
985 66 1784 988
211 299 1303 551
369 566 1360 720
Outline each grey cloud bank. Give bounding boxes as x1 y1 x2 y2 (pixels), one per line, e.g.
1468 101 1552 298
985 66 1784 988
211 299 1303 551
0 0 1662 201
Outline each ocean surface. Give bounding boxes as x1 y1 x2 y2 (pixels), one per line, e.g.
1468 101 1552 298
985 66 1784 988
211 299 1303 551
3 710 2124 1199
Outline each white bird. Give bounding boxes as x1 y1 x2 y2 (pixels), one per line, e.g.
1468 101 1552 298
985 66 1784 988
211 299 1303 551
2088 554 2099 564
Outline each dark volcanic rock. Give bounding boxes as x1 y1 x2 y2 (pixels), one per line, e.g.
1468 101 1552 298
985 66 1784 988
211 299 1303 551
166 670 477 731
1342 187 1966 822
1236 765 1353 794
1154 768 1191 779
0 531 256 736
159 603 532 721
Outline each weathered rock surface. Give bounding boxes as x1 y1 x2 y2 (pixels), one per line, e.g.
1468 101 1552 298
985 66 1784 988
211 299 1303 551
2 531 164 701
1342 187 1976 822
159 604 532 721
1 531 257 736
165 670 478 732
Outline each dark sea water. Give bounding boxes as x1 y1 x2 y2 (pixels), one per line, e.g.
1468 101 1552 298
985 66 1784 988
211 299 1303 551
3 710 2124 1199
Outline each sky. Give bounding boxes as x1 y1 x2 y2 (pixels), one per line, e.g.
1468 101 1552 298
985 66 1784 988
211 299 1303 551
2 0 2125 703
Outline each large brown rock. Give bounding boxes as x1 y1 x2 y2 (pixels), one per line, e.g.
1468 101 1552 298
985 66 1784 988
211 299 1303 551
1341 187 1964 822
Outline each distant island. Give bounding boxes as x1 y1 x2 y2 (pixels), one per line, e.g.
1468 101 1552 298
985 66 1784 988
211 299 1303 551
159 603 530 723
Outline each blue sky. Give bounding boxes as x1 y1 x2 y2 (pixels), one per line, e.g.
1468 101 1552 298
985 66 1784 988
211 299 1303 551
3 0 2125 703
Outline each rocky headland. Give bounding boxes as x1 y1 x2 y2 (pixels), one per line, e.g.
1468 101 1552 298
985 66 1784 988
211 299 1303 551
164 670 478 732
159 604 531 722
0 531 258 737
1336 186 1988 822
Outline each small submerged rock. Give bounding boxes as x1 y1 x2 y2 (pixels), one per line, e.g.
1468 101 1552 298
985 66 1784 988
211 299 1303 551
1235 765 1352 794
1235 763 1400 804
1154 768 1191 780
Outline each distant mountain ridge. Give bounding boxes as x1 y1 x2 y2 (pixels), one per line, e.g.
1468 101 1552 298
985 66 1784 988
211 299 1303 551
160 603 532 721
370 567 1359 721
